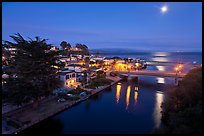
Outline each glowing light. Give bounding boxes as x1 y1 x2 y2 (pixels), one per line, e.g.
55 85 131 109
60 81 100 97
53 65 59 69
135 63 140 67
116 83 121 104
161 5 168 13
178 64 183 69
126 85 131 110
175 67 179 71
135 87 138 91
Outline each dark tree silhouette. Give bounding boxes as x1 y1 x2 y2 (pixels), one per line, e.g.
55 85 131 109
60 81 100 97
3 33 63 106
154 67 202 134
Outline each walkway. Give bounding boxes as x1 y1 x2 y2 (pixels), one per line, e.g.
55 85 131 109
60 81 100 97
2 75 121 134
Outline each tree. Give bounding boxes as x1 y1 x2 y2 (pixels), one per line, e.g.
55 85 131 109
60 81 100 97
60 41 71 56
96 70 106 78
3 33 63 106
154 67 202 134
60 41 71 50
75 43 90 55
2 44 11 66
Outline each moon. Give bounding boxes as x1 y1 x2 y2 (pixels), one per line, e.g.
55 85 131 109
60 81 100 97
161 5 168 13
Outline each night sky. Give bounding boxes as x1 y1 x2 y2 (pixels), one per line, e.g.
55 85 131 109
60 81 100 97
2 2 202 51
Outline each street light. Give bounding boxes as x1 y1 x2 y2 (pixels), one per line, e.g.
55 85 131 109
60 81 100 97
175 67 179 72
178 64 183 73
174 66 179 85
178 64 183 69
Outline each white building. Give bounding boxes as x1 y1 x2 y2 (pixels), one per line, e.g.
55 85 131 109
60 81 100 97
58 70 77 88
70 47 82 51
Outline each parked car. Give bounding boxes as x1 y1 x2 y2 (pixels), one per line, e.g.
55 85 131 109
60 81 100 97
57 98 66 103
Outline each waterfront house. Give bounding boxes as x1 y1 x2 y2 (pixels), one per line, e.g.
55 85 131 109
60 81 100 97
58 70 78 88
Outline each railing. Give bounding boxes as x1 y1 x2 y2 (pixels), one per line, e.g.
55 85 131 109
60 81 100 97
114 70 186 78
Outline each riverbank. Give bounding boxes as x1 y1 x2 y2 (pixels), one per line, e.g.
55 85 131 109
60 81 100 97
2 76 121 134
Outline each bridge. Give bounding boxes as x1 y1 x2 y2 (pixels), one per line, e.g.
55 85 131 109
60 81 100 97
111 70 187 78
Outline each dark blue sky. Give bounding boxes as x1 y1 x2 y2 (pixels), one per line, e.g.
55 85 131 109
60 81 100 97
2 2 202 51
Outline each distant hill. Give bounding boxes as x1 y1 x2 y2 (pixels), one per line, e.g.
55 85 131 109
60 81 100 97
89 48 202 55
89 48 149 55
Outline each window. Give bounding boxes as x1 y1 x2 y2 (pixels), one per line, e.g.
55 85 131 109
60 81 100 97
72 73 75 78
66 75 70 80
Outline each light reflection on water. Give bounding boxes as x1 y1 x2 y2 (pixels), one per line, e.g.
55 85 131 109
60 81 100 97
116 83 122 104
155 66 165 71
155 65 166 84
134 91 138 105
153 91 164 128
152 52 170 57
151 52 170 62
152 57 169 62
125 85 131 110
156 77 165 84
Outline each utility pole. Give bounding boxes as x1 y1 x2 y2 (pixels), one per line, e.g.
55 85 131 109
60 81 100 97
175 67 179 86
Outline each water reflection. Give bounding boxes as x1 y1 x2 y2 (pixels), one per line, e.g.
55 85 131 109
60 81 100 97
155 66 165 71
156 77 165 84
152 57 169 62
152 52 170 57
156 66 166 84
126 85 131 110
116 83 122 104
134 91 138 105
153 91 164 128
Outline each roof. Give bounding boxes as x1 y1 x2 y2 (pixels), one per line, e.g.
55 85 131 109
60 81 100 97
67 64 83 67
58 70 75 75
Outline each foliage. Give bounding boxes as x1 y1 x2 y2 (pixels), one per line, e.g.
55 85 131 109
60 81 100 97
60 41 71 56
3 33 63 105
75 43 90 55
153 67 202 134
60 41 71 50
96 70 106 78
2 44 12 66
86 77 113 89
